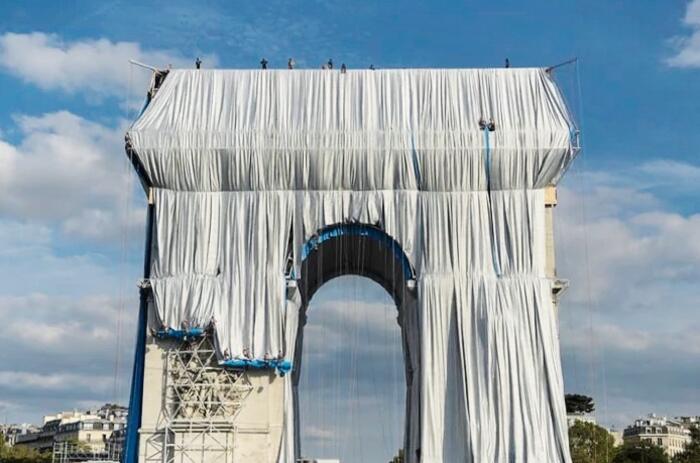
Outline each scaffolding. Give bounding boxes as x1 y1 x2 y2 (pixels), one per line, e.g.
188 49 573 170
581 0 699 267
144 335 253 463
52 441 121 463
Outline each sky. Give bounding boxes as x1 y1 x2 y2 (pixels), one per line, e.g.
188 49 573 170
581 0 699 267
0 0 699 460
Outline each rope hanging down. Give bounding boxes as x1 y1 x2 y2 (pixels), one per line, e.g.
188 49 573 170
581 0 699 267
481 120 503 277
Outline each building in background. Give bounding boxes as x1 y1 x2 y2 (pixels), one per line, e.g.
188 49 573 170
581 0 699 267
12 403 127 461
607 428 624 447
623 414 692 458
1 423 40 447
676 416 700 428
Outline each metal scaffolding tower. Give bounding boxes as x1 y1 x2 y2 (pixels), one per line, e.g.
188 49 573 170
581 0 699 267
52 441 121 463
143 335 253 463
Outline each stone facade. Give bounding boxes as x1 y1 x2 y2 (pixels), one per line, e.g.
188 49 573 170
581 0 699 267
623 414 692 458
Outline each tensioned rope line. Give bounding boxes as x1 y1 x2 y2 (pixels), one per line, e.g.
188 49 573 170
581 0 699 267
483 126 503 277
113 62 134 403
552 58 608 463
574 59 610 463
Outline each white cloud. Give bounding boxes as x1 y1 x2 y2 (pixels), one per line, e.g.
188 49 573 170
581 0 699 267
304 425 336 441
303 293 401 358
556 160 700 426
0 293 131 352
667 0 700 67
563 322 654 353
0 32 216 100
0 371 112 394
0 284 137 417
637 159 700 184
0 111 145 242
557 163 700 310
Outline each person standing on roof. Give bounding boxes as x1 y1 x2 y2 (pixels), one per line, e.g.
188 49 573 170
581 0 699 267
288 58 295 69
327 58 333 69
260 58 268 69
195 57 202 69
341 63 347 73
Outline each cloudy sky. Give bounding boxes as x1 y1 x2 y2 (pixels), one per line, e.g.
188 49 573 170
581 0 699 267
0 0 699 461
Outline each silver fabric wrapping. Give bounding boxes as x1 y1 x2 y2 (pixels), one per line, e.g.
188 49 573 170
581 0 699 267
129 68 575 462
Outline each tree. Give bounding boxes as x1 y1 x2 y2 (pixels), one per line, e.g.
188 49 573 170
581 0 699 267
569 421 617 463
673 425 700 463
0 435 51 463
613 440 669 463
566 394 595 415
389 448 404 463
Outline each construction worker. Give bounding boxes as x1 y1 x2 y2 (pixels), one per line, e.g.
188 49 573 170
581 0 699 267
288 58 295 69
260 58 268 70
327 58 333 69
341 63 347 73
195 57 202 69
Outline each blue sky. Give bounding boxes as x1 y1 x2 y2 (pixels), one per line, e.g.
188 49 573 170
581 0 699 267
0 0 699 460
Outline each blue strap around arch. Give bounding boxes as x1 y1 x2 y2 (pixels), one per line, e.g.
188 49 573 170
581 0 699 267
301 223 414 279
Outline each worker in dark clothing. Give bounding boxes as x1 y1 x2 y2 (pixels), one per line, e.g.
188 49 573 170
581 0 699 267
369 64 375 70
478 118 496 132
505 58 510 68
288 58 295 69
195 57 202 69
327 58 333 69
260 58 268 70
341 63 347 73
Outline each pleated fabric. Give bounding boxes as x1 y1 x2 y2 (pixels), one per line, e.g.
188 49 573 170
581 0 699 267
128 68 576 462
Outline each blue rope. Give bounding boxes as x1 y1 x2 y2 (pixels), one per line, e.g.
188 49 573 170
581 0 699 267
483 127 502 277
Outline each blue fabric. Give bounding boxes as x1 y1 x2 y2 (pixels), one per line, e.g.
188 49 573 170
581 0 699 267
301 223 414 278
222 358 293 375
153 328 292 373
154 327 205 340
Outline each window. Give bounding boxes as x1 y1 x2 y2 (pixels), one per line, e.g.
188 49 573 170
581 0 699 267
658 438 663 445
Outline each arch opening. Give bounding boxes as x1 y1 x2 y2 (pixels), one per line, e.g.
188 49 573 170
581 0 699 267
292 223 419 462
298 223 415 307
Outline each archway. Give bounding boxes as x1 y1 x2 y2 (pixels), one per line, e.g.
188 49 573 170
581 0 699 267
292 223 420 462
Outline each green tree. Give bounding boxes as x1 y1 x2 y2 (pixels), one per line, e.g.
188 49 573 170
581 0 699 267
0 434 51 463
569 420 617 463
389 448 404 463
673 425 700 463
613 440 669 463
566 394 596 415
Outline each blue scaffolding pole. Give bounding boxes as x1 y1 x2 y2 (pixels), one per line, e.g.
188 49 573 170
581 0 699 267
122 198 155 463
